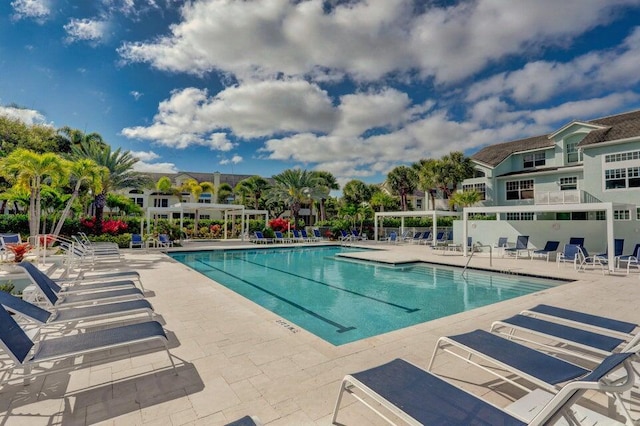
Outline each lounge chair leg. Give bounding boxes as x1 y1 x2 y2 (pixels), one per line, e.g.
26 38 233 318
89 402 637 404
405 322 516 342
332 380 348 424
166 348 178 375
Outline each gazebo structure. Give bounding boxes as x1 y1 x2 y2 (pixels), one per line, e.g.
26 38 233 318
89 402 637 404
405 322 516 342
374 210 462 244
145 203 263 242
226 208 269 238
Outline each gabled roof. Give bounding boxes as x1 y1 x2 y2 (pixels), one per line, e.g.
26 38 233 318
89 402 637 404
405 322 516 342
471 134 552 167
471 109 640 167
146 172 271 188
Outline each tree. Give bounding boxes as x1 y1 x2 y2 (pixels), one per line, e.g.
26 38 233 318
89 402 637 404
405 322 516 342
342 180 372 206
52 159 107 237
370 190 399 212
386 165 418 211
267 169 322 227
414 158 440 210
439 151 475 198
0 148 67 236
72 140 150 234
313 171 339 221
0 115 59 155
217 183 233 203
56 126 106 154
180 178 215 232
234 176 270 209
449 190 482 210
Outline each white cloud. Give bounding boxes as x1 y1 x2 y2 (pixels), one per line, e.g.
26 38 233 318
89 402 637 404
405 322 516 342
121 80 337 146
220 155 243 165
133 161 179 173
0 106 49 125
11 0 50 22
130 91 143 100
118 0 639 83
466 27 640 104
64 18 110 44
131 150 160 162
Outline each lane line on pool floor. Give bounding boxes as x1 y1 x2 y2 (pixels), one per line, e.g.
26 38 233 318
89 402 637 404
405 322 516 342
238 256 421 314
194 259 357 334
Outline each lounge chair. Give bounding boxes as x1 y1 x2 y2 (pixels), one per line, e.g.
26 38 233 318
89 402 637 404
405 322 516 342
490 314 639 364
417 231 432 245
530 240 560 262
291 229 304 242
493 236 509 256
521 304 637 340
578 246 609 274
0 290 154 329
504 235 530 258
18 262 144 308
595 238 624 260
224 415 263 426
333 352 635 426
432 231 447 247
73 235 120 255
56 269 144 291
339 230 353 242
616 243 640 273
312 229 324 241
351 229 367 240
556 244 581 269
569 237 585 248
381 231 397 244
130 233 144 249
301 230 317 242
157 234 173 248
274 231 292 243
252 231 271 244
0 305 175 386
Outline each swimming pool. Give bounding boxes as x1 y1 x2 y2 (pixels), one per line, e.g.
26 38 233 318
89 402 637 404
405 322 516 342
170 246 565 345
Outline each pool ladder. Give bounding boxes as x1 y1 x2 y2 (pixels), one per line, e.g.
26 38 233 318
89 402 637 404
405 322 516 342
462 244 492 277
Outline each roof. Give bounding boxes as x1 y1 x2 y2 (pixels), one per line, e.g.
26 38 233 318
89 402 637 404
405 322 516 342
146 172 273 188
472 109 640 167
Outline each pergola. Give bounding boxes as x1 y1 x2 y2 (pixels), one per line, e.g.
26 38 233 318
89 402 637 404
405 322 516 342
374 210 461 245
146 202 248 241
462 202 616 271
226 208 269 237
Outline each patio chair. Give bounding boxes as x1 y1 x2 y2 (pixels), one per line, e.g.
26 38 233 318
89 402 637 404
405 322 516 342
556 244 581 269
406 231 423 244
433 231 447 247
312 229 324 241
530 240 560 262
595 238 624 259
339 230 353 242
252 231 271 244
521 304 637 340
56 269 144 291
504 235 529 258
578 246 609 274
0 304 175 386
333 352 635 426
274 231 292 243
0 290 154 329
417 230 432 245
381 231 397 244
18 262 144 308
73 235 120 255
291 229 305 242
301 230 317 242
569 237 585 248
351 229 367 240
157 234 173 248
130 233 144 249
0 233 22 261
617 243 640 274
224 415 263 426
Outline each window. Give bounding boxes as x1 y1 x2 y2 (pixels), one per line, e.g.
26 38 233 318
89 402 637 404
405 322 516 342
595 211 606 221
199 193 212 204
565 142 582 163
604 167 640 190
559 176 577 191
506 212 534 221
614 209 630 220
462 183 486 200
605 168 626 189
506 179 534 200
129 197 143 207
154 198 169 208
415 199 422 209
473 169 485 178
637 207 640 220
605 150 640 163
523 152 545 168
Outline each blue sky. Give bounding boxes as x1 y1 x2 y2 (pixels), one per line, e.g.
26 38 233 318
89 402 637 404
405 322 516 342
2 0 640 187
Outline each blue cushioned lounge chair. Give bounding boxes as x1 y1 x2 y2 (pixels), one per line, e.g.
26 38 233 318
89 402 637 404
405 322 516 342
557 244 581 269
616 243 640 273
0 290 154 329
333 352 635 426
569 237 585 247
130 233 144 249
504 235 529 258
531 240 560 262
0 305 175 386
312 229 324 241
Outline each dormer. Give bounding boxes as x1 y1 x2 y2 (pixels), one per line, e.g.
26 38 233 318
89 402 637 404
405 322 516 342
549 121 608 166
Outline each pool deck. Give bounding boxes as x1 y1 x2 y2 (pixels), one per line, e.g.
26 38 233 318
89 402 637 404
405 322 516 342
1 240 639 425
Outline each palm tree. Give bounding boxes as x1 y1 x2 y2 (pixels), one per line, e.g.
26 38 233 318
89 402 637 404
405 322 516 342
72 140 150 234
52 159 107 237
217 183 234 203
57 126 106 153
414 158 440 210
342 179 372 206
234 176 270 210
313 171 339 221
369 190 399 212
0 148 67 236
439 151 475 198
387 165 418 211
449 189 482 210
180 178 215 233
267 169 322 227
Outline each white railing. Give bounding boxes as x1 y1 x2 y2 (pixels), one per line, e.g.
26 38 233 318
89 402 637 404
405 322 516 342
535 190 581 204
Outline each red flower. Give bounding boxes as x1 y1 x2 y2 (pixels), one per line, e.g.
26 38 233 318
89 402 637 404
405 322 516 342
268 218 292 232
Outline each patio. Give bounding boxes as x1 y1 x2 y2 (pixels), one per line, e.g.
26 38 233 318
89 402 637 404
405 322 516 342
0 240 638 425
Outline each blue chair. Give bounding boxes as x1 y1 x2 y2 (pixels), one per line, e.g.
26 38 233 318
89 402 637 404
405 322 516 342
158 234 173 248
569 237 585 247
407 231 423 244
557 244 581 269
252 231 271 244
339 230 352 241
595 238 624 259
312 229 324 241
531 240 560 262
504 235 529 258
381 231 397 244
334 348 635 426
301 230 316 242
130 233 144 249
617 243 640 273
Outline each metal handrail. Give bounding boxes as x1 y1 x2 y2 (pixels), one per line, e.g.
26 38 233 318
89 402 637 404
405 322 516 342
462 244 492 276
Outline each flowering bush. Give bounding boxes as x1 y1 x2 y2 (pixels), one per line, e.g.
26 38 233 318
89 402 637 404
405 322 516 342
268 218 292 232
80 217 129 235
210 224 222 238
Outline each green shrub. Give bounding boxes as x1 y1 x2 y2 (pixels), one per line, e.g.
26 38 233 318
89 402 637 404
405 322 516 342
87 233 134 248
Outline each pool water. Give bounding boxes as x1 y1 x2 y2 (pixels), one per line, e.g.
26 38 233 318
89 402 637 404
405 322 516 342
170 246 565 345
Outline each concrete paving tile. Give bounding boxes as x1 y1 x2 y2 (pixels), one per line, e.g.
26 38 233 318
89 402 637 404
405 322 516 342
170 407 199 425
186 377 241 418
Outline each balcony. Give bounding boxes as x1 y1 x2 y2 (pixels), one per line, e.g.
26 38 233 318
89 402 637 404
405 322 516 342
535 190 601 204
